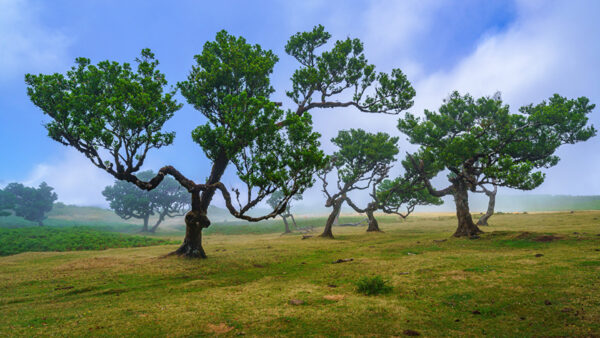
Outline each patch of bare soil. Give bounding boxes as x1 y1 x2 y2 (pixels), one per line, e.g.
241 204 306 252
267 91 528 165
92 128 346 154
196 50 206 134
533 235 562 242
323 294 346 301
206 323 234 334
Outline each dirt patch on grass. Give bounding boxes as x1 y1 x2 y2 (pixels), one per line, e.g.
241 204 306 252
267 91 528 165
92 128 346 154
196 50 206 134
513 232 563 242
533 235 562 242
206 323 234 334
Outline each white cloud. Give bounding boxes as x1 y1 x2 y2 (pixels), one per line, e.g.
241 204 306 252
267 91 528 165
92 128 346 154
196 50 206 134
406 0 600 195
21 149 114 207
0 0 71 80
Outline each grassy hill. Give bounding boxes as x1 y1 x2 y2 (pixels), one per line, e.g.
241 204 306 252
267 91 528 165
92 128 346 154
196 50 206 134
1 211 599 336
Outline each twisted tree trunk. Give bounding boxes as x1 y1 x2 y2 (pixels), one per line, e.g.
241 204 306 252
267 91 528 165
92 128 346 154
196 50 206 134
452 183 483 237
170 191 209 258
477 186 497 226
333 208 340 225
365 208 381 232
170 152 228 258
321 199 343 238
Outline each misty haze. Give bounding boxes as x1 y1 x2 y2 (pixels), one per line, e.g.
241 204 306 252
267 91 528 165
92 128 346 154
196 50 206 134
1 1 599 336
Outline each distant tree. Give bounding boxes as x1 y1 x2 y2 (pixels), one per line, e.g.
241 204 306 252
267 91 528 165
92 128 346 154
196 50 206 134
3 182 58 226
0 189 15 217
26 25 415 258
476 182 498 226
345 175 442 232
103 170 189 233
319 129 399 238
266 190 302 233
399 92 596 237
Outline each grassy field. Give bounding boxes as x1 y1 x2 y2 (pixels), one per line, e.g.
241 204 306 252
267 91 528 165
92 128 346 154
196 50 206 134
0 227 177 256
1 211 599 336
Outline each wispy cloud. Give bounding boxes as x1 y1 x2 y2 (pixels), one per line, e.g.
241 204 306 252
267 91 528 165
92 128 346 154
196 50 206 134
0 0 71 81
22 149 114 207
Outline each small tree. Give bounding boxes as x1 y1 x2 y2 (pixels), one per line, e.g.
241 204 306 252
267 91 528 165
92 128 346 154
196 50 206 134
398 92 596 237
26 26 416 258
319 129 399 238
2 182 57 226
476 182 497 226
102 170 189 232
345 175 442 232
266 190 302 233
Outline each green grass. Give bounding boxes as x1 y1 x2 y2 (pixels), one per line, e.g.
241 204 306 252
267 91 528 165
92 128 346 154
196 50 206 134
0 211 599 336
0 227 177 256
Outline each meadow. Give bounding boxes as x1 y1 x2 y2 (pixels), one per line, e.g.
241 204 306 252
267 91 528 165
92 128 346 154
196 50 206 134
0 227 177 256
1 211 599 336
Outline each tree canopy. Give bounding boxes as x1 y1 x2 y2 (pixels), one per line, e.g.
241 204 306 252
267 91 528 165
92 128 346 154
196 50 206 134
398 91 596 236
25 26 418 258
319 129 399 237
2 182 58 226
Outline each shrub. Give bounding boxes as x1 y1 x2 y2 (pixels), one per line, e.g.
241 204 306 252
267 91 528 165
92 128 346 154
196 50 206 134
355 275 393 295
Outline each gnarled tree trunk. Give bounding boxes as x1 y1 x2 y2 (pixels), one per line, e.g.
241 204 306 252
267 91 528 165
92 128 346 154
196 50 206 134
321 199 343 238
333 208 340 225
452 183 483 237
365 208 381 232
170 152 228 258
170 191 209 258
282 215 291 233
477 187 497 226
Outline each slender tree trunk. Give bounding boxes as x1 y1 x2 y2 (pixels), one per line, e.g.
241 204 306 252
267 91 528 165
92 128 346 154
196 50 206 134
452 183 483 237
477 190 496 226
150 213 165 233
141 215 149 232
289 214 297 228
170 152 228 258
333 207 340 225
321 199 342 238
365 208 381 232
282 215 291 233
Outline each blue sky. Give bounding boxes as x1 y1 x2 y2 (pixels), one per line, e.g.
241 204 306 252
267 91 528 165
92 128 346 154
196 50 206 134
0 0 599 208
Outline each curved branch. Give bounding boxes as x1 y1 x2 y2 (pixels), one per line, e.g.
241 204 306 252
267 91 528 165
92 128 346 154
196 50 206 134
406 153 454 197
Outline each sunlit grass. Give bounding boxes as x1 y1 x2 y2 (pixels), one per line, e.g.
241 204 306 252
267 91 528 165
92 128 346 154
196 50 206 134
0 211 599 336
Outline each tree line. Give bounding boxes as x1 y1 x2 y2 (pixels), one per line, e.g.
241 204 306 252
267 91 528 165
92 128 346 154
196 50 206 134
24 25 596 258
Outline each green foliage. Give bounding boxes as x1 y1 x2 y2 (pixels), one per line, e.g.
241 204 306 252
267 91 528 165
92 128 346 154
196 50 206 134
25 49 182 177
331 129 399 185
179 30 327 201
2 182 57 225
102 170 189 224
355 275 393 296
0 226 175 256
376 177 442 215
285 25 415 115
266 190 302 213
398 92 596 192
0 189 15 217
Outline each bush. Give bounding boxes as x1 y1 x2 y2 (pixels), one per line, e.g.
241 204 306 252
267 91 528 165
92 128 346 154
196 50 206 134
355 275 393 295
